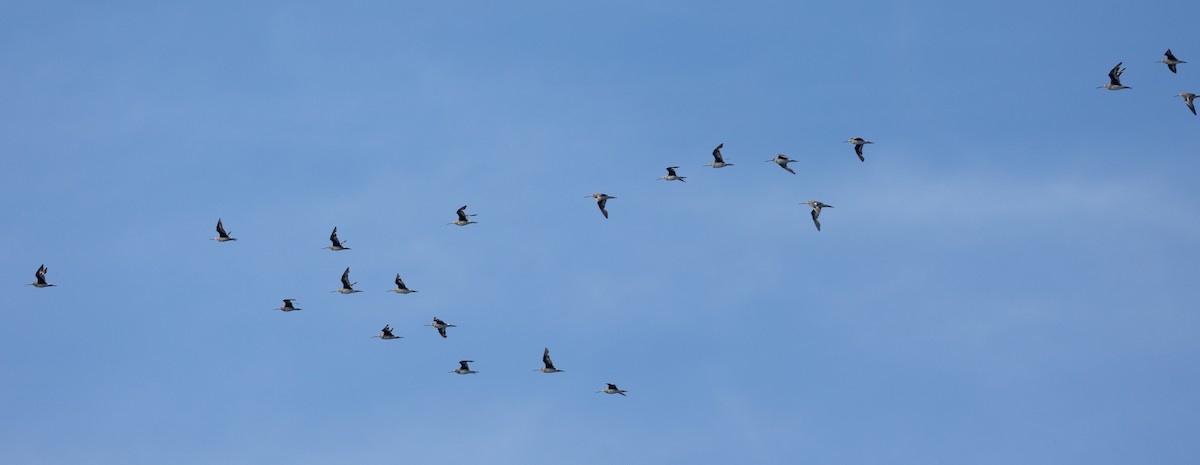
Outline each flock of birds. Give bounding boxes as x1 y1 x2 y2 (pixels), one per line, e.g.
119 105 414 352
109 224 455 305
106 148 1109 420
1103 49 1197 116
23 48 1196 399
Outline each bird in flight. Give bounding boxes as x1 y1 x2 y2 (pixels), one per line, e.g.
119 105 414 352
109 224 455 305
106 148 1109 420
274 299 301 312
535 348 563 373
449 205 478 226
588 193 617 218
703 143 733 168
333 267 362 294
767 154 798 174
212 218 236 242
598 383 627 396
1160 49 1186 74
428 317 456 338
1178 92 1197 116
1099 62 1130 90
659 166 686 182
845 137 873 162
803 200 833 231
452 360 478 375
371 325 402 340
29 264 55 288
325 227 350 251
389 273 417 294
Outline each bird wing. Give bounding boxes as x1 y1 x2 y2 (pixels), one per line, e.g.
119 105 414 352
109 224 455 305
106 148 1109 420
854 144 864 161
543 348 555 369
456 206 469 222
1166 49 1177 61
395 274 405 288
811 209 822 231
438 326 448 338
1169 63 1178 73
330 227 343 246
666 166 678 176
713 143 724 163
216 219 227 235
341 267 352 288
1187 96 1197 115
1108 63 1123 85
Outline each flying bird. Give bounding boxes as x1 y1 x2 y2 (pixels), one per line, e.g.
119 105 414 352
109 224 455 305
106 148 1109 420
325 227 350 251
212 218 236 242
29 264 54 288
274 299 301 312
371 325 402 340
427 317 456 338
1160 49 1186 74
1178 92 1197 115
703 143 733 168
389 273 417 294
1099 62 1131 90
659 166 686 182
452 360 478 375
598 383 627 396
804 200 833 231
535 348 563 373
766 154 798 174
333 267 362 294
845 138 873 162
449 205 478 226
587 193 617 218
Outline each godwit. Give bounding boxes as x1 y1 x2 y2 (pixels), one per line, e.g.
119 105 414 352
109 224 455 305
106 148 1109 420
804 200 833 231
325 227 350 251
703 143 733 168
389 273 417 294
212 218 236 242
449 205 477 226
1179 92 1197 115
845 138 873 162
333 267 362 294
452 360 477 374
29 264 54 288
659 166 686 182
427 317 456 338
274 299 301 311
1160 49 1186 74
371 325 402 340
587 193 617 218
766 154 798 174
1099 62 1130 90
598 383 627 396
535 348 563 373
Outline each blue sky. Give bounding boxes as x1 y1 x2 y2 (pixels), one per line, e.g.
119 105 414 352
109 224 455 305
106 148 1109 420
2 1 1199 463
